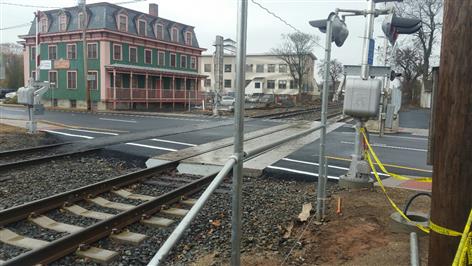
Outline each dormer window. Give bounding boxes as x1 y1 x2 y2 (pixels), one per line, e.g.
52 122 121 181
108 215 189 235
59 14 67 31
171 27 179 42
39 16 48 33
138 19 147 36
118 14 128 32
78 12 85 29
155 23 163 39
185 32 192 46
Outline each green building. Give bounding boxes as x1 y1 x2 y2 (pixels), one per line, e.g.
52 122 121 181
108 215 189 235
21 2 206 110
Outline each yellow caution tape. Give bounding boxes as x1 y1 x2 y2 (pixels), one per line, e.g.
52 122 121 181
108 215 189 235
453 209 472 266
360 128 432 183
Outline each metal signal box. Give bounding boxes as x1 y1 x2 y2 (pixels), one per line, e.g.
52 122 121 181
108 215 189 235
17 86 35 105
343 78 381 118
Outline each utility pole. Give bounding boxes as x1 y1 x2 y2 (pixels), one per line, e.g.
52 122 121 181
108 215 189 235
428 1 472 265
230 0 248 264
80 0 91 111
213 36 223 116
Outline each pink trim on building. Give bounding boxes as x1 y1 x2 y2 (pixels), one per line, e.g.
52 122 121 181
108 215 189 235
100 41 110 101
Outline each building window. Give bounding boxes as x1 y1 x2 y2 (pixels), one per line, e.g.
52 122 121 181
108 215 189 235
185 32 192 46
87 71 98 90
279 64 287 73
278 80 287 89
67 71 77 89
204 79 211 87
59 14 67 31
156 24 164 39
145 49 152 64
224 79 232 88
48 71 57 87
268 64 275 73
267 80 275 89
87 43 98 59
39 17 48 33
190 57 197 69
246 64 253 72
256 64 264 73
129 47 137 63
48 45 57 60
224 64 232 72
255 82 261 89
78 12 85 29
138 19 147 36
31 47 36 61
171 27 179 42
67 44 76 59
31 71 37 81
158 51 165 66
131 76 138 88
70 99 77 108
118 14 128 32
290 79 298 89
170 53 176 67
113 44 122 61
180 55 187 68
115 73 123 88
204 64 211 72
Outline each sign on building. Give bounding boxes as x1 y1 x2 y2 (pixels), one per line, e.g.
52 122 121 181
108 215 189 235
39 60 52 70
54 59 70 69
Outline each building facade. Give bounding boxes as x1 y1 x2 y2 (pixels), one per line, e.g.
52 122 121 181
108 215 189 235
199 54 318 98
20 2 206 110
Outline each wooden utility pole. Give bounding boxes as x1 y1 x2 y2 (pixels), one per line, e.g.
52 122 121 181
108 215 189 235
428 1 472 265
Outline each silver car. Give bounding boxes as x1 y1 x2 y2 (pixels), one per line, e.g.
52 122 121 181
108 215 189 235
220 96 235 110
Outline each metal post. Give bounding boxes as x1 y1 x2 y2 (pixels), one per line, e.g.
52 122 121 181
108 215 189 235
379 36 388 137
81 0 91 111
410 232 420 266
360 0 375 80
316 15 333 222
213 35 223 116
231 0 248 265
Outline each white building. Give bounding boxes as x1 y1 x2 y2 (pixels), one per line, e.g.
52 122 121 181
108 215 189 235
199 54 319 98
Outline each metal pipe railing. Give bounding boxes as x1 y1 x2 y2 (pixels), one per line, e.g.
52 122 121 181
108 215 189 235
410 232 420 266
147 156 238 266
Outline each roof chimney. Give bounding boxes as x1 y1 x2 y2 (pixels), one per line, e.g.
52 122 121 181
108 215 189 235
149 3 158 17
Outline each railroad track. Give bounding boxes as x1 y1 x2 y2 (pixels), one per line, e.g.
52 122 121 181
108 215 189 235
0 161 226 265
251 103 343 120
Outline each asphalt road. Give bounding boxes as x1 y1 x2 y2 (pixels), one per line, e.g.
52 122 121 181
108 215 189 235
1 105 432 181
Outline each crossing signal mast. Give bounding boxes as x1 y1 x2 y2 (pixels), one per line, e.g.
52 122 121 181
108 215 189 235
309 0 422 211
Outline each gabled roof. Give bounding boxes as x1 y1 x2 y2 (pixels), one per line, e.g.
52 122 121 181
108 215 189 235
23 2 200 48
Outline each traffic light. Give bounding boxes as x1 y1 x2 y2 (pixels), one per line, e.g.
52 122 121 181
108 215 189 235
309 13 349 47
382 13 421 45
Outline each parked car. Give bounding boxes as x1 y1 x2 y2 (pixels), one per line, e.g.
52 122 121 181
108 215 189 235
0 88 16 99
220 96 235 107
5 91 17 99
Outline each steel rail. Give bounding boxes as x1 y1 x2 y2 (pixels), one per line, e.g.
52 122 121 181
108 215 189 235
0 148 101 172
0 142 72 157
3 169 218 266
251 103 343 119
0 161 178 226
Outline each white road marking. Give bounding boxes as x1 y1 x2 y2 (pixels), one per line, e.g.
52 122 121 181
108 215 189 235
99 118 137 123
64 128 119 136
151 138 196 147
341 141 427 152
281 157 389 177
125 142 178 152
42 130 94 139
266 165 339 180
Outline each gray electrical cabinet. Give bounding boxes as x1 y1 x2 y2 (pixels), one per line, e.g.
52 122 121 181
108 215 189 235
343 78 381 118
17 87 35 105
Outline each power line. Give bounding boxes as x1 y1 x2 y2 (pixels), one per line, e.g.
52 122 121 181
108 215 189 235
0 22 32 31
250 0 324 49
0 0 147 9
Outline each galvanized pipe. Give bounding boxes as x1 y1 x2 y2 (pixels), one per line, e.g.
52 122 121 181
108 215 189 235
360 0 375 80
147 157 237 266
410 232 420 266
316 14 333 222
231 0 248 265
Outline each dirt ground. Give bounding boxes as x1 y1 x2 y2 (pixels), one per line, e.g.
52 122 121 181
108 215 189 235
0 123 59 150
194 186 431 266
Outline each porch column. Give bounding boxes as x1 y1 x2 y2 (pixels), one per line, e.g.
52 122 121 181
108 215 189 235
195 77 198 104
130 71 133 110
113 69 117 110
159 74 163 109
184 77 187 109
145 73 149 109
172 75 175 111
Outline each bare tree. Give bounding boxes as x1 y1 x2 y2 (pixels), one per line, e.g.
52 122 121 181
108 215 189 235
271 33 318 96
0 43 24 89
394 45 423 105
395 0 443 84
318 59 343 101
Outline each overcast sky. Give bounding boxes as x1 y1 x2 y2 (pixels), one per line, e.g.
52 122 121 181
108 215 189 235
0 0 410 70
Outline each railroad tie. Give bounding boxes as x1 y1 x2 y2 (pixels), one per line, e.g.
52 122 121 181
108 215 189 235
87 197 136 211
63 204 114 220
112 189 156 201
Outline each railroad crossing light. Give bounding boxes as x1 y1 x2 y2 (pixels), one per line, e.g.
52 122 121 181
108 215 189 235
309 13 349 47
382 13 421 45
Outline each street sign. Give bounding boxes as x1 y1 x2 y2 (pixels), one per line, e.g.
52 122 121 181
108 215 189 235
368 39 375 65
39 60 52 70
